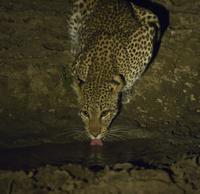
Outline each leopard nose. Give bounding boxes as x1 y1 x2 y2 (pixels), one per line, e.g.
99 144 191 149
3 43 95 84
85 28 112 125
90 130 100 138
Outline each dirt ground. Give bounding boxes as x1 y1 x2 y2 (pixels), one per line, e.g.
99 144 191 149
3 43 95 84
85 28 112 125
0 0 200 193
0 156 200 194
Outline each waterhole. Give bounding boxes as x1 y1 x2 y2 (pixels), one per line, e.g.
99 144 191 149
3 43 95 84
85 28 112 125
0 138 199 170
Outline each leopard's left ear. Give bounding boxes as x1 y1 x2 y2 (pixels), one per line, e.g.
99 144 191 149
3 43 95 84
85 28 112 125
110 74 125 94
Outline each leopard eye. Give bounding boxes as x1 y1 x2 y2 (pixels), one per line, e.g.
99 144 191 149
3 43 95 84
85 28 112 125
101 110 111 118
80 110 89 118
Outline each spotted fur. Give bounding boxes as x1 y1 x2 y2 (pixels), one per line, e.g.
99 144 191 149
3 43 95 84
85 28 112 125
69 0 160 139
68 0 97 54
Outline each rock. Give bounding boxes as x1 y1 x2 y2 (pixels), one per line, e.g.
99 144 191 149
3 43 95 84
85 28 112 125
113 163 133 171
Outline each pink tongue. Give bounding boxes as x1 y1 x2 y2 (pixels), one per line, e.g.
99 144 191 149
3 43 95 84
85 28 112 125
90 139 103 146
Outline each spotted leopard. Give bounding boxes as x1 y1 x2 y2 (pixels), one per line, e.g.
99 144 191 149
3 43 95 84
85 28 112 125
68 0 160 141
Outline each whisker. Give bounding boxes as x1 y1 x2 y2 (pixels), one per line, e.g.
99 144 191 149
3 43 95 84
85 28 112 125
55 131 76 137
100 124 133 141
105 136 123 142
72 130 90 141
109 133 126 138
111 126 132 130
109 129 130 135
109 131 129 136
105 132 127 141
54 128 85 139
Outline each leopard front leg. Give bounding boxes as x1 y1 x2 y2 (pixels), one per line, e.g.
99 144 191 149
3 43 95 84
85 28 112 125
122 88 133 104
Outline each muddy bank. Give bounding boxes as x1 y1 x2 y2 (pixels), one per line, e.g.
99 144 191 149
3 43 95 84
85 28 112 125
0 156 200 194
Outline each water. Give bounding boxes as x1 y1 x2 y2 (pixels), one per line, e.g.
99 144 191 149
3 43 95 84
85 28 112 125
0 138 199 170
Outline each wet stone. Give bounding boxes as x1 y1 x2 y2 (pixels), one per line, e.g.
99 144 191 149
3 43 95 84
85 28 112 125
113 163 133 171
61 164 94 182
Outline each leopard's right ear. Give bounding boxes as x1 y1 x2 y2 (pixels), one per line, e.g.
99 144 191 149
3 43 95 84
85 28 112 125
72 77 85 102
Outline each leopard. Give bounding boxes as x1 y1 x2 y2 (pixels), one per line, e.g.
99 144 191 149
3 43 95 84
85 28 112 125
68 0 160 144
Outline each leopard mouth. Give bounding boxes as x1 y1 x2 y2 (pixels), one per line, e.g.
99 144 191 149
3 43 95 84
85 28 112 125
90 138 103 146
86 129 105 146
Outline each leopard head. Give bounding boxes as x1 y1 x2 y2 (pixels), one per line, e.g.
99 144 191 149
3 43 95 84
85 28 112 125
72 74 125 140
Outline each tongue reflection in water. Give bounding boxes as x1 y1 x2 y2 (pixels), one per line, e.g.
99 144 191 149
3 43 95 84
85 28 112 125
90 139 103 146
